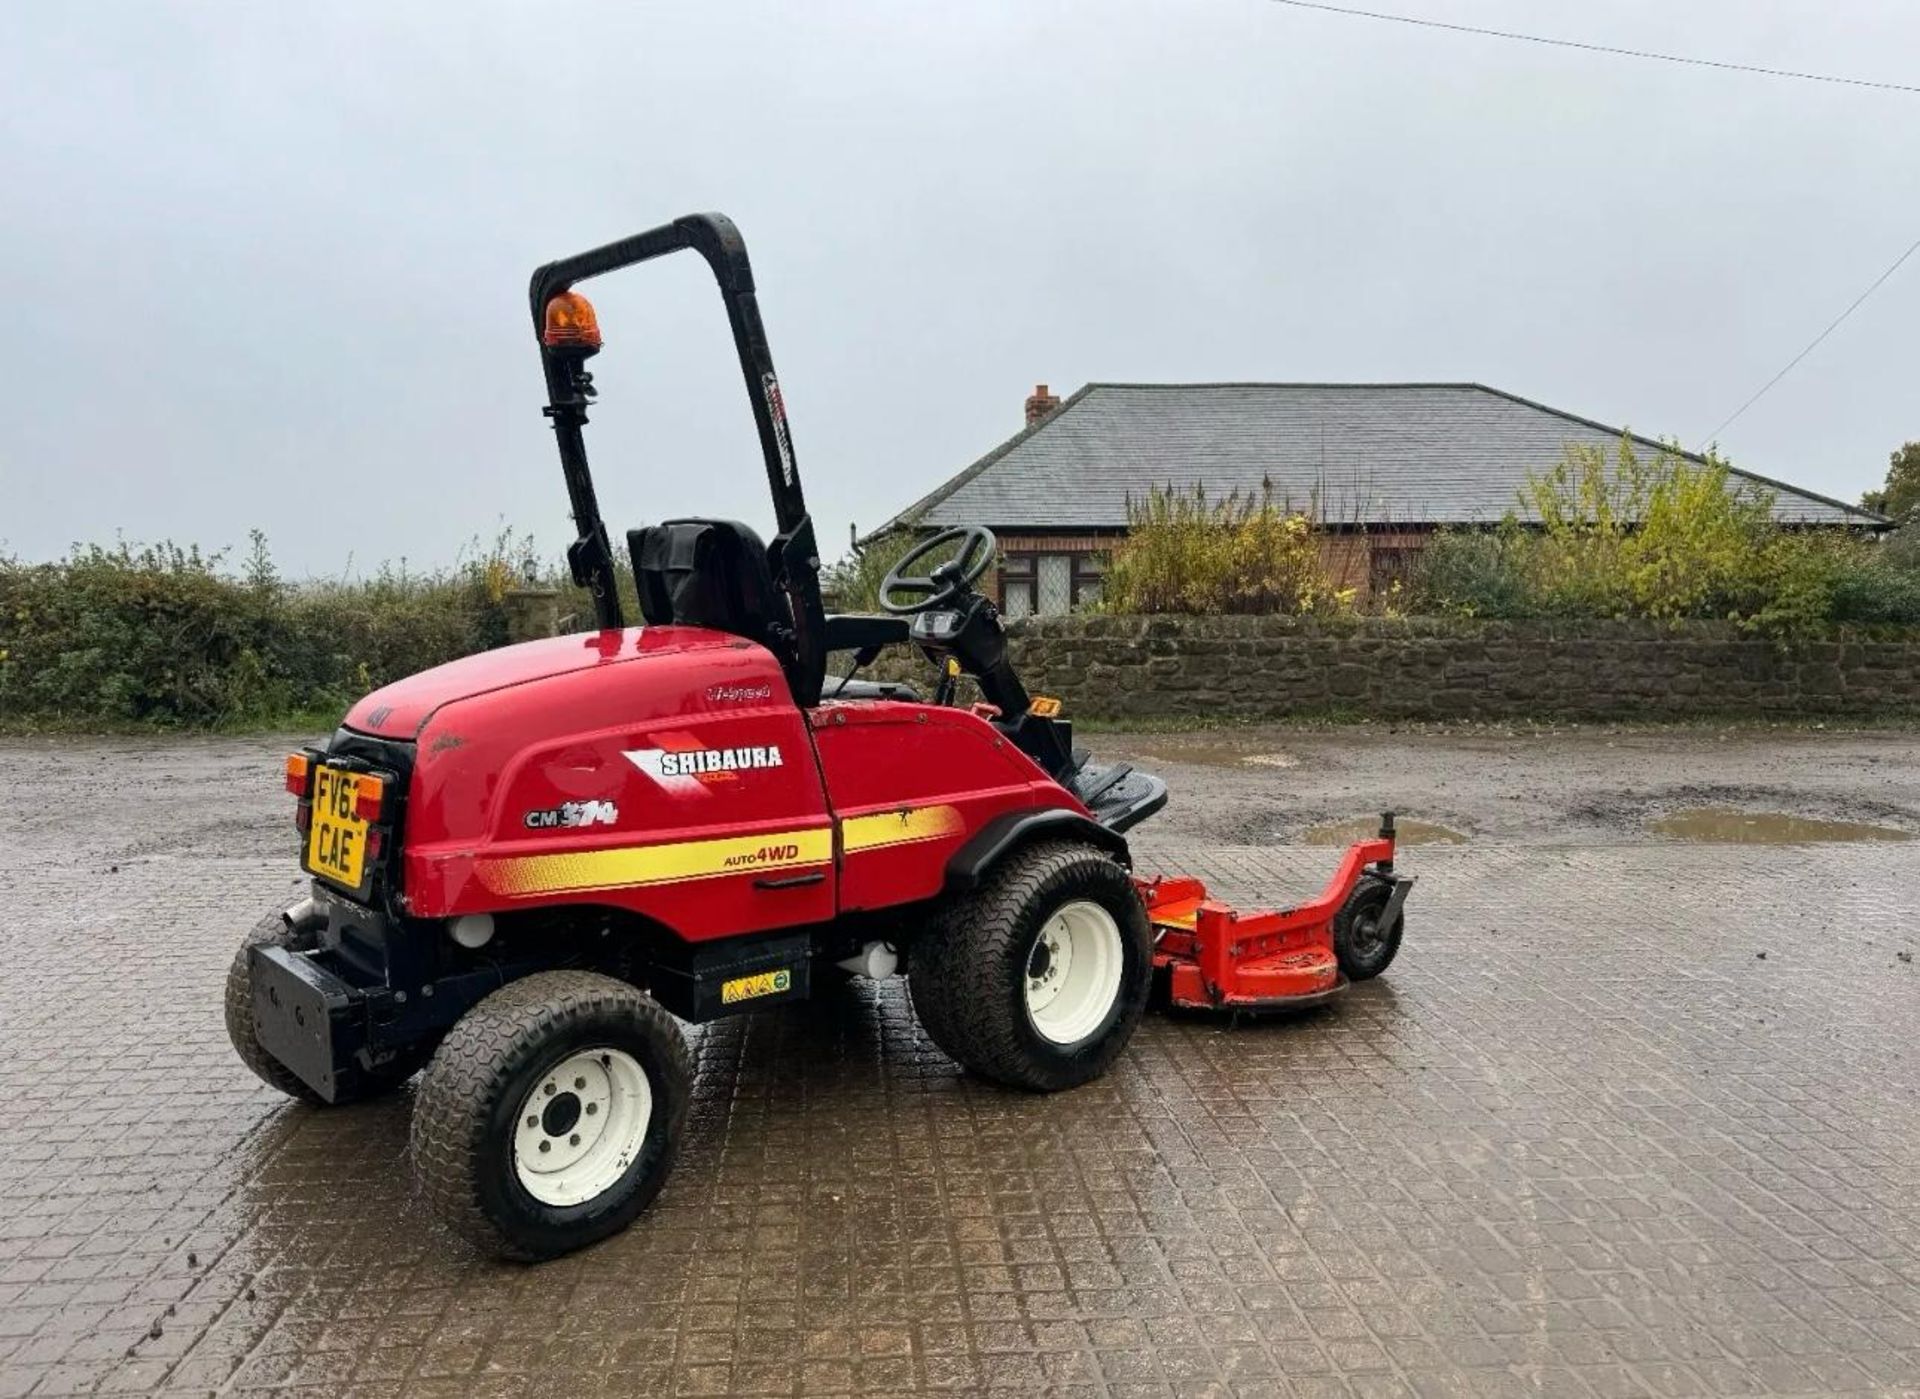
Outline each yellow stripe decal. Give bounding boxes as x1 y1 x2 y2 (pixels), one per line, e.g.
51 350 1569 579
477 828 833 897
841 805 965 854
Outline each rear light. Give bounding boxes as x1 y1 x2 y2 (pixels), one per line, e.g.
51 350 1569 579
353 774 386 824
364 828 385 860
294 804 311 834
284 752 311 796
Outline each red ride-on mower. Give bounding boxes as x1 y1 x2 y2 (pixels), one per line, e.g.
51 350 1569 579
225 213 1412 1260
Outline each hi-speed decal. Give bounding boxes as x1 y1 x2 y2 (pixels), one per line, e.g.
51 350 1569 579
623 734 785 796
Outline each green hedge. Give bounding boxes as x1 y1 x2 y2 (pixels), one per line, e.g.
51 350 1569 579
0 536 542 729
1404 442 1920 633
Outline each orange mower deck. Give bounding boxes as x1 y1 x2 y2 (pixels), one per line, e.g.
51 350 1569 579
1139 816 1411 1012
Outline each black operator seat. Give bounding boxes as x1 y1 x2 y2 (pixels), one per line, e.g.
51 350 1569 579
629 519 919 702
630 519 783 647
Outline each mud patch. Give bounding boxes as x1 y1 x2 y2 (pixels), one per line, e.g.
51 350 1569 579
1301 817 1467 846
1650 807 1913 844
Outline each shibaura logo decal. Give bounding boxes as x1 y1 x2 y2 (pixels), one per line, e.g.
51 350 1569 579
624 735 785 794
660 746 783 777
706 682 773 704
524 800 619 831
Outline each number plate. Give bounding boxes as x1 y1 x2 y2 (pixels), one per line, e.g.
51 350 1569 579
304 765 371 891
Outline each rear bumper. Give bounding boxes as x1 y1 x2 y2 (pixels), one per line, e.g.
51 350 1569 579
250 945 363 1103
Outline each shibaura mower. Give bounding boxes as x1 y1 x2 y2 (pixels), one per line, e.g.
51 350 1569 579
227 212 1413 1260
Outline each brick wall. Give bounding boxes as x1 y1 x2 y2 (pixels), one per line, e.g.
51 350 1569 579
874 615 1920 721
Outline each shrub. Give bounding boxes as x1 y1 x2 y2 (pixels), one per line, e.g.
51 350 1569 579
0 532 544 728
1410 437 1901 635
1403 524 1538 619
1101 483 1352 615
1826 545 1920 626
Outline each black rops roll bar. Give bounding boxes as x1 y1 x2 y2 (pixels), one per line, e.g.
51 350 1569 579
528 212 828 706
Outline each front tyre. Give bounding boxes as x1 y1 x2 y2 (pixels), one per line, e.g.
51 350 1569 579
410 971 691 1261
910 841 1151 1092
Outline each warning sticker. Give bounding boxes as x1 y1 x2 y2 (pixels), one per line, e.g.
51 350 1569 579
721 968 793 1005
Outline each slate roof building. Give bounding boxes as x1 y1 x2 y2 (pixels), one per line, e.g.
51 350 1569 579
872 382 1885 616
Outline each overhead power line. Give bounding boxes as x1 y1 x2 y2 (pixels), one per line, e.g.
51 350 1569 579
1702 233 1920 445
1266 0 1920 95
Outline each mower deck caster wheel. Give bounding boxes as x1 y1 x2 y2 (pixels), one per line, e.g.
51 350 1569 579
410 971 690 1261
910 841 1152 1092
1333 876 1405 981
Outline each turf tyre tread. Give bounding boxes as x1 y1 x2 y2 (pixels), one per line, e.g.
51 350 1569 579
909 840 1150 1092
410 970 691 1261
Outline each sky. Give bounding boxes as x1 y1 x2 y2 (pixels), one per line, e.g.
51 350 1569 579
2 1 1915 576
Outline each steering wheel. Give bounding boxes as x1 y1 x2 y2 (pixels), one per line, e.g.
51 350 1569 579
878 526 998 615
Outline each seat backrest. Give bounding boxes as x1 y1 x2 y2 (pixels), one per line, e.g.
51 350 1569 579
629 519 785 648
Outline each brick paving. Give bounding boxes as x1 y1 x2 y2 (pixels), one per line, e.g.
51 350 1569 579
1 737 1917 1396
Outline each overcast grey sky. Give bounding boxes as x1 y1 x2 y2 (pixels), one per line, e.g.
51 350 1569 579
2 1 1915 575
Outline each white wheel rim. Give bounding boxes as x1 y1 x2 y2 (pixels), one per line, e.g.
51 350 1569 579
512 1047 652 1208
1023 900 1124 1045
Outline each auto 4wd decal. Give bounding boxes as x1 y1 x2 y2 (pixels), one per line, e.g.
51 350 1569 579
524 799 618 831
475 827 831 897
623 736 784 795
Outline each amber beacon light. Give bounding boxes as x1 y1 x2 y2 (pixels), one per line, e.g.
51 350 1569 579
541 291 602 350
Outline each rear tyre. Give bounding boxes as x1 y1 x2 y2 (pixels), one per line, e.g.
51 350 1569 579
410 971 691 1261
909 841 1151 1092
224 906 430 1104
1333 876 1404 981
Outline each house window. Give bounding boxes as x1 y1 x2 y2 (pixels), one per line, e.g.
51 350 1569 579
1001 552 1104 617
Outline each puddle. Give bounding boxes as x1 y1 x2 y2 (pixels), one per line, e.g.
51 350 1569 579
1125 736 1276 768
1301 817 1468 846
1649 807 1913 844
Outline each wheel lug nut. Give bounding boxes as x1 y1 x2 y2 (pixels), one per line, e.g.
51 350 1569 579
574 1077 586 1090
544 1083 556 1096
538 1141 551 1153
586 1102 598 1115
569 1134 581 1146
526 1116 537 1128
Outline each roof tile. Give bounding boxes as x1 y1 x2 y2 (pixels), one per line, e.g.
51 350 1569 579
879 383 1879 532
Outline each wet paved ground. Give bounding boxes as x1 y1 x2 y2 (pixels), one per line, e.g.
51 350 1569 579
2 727 1918 1397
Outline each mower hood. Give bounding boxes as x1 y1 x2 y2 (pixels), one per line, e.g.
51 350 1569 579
342 626 752 739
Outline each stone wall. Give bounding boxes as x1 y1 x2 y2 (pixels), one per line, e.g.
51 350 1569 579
874 615 1920 720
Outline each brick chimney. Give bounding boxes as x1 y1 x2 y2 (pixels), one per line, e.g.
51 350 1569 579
1024 382 1061 428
